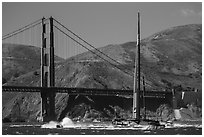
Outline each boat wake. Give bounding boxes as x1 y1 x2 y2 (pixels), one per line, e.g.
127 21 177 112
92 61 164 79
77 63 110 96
40 117 202 130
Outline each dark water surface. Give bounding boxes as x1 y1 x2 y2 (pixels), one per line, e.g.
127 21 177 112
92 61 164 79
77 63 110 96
2 121 202 135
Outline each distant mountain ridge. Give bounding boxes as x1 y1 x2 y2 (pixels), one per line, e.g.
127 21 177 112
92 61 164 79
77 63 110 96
2 24 202 122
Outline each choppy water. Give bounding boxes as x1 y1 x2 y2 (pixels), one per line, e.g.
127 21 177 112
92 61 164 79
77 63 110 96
2 120 202 135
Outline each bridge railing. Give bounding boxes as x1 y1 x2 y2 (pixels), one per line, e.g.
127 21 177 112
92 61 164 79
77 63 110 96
2 86 172 98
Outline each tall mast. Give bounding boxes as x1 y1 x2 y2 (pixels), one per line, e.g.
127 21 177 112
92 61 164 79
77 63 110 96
133 11 141 122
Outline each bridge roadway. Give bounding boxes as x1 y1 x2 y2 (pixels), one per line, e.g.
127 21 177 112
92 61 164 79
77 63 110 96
2 86 172 98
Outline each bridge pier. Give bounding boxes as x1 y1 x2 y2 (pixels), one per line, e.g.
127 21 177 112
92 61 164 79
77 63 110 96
171 89 178 109
40 90 56 122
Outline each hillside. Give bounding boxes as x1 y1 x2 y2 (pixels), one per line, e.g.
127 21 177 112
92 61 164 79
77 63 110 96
2 24 202 122
2 44 41 84
141 24 202 90
2 44 64 105
2 43 64 84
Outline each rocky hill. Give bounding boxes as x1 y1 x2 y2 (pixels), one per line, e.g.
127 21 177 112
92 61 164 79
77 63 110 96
2 24 202 122
2 44 41 84
2 44 64 106
2 43 64 84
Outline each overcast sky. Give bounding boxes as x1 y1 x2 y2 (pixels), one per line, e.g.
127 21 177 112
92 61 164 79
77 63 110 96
2 2 202 58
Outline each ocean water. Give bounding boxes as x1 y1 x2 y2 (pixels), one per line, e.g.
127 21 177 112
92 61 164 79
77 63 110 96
2 119 202 135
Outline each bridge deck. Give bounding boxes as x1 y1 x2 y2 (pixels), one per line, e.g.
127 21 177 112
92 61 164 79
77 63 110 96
2 86 172 98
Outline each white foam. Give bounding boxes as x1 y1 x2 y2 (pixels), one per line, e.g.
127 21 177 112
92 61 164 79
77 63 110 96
41 121 61 128
41 117 76 128
60 117 75 128
41 117 202 130
165 123 202 128
10 124 41 127
173 123 202 128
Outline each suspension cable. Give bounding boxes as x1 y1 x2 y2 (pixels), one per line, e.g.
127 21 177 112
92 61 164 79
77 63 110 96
54 25 133 77
2 21 42 41
53 18 125 67
2 18 42 38
54 24 155 89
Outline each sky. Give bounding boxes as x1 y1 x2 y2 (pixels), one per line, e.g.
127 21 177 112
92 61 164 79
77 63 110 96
2 2 202 58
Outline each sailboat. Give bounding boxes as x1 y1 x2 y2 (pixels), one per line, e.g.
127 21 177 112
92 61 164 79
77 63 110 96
112 11 165 127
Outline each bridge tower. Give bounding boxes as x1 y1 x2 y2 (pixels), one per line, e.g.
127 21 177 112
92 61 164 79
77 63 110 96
40 17 56 122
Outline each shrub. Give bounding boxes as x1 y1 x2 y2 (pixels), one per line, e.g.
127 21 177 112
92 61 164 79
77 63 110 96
2 78 7 84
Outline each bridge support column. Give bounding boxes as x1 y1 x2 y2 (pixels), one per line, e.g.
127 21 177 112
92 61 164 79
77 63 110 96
48 90 56 121
172 89 181 120
40 90 56 122
48 16 56 121
172 89 178 109
41 91 48 121
40 17 56 122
